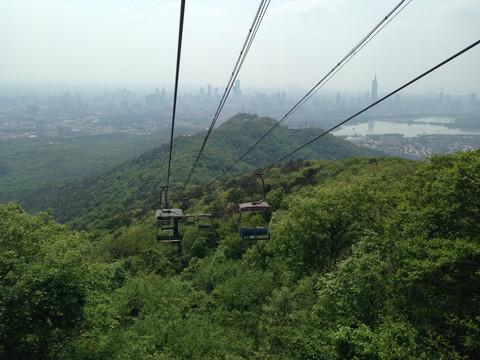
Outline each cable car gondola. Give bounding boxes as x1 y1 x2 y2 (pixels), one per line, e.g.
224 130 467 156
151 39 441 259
182 213 196 226
156 208 184 242
237 173 270 241
197 213 212 230
155 187 184 243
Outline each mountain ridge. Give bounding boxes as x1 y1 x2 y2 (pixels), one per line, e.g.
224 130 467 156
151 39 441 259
20 113 384 228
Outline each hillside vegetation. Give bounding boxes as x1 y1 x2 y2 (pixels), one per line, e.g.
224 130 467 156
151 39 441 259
1 149 479 359
0 133 165 204
18 113 383 229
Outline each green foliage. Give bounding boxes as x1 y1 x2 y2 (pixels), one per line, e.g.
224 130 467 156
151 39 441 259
181 222 220 261
314 237 388 328
402 150 480 239
267 178 387 279
0 133 165 205
0 203 91 359
94 223 156 261
3 148 480 359
15 114 384 229
212 265 275 313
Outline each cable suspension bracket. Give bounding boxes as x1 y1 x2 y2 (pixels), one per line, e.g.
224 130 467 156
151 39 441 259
253 172 266 204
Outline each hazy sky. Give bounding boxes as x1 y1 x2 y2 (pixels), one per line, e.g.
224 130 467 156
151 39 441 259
1 0 479 94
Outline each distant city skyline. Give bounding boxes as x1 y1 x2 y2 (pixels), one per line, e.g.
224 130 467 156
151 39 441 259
1 0 479 94
1 76 476 101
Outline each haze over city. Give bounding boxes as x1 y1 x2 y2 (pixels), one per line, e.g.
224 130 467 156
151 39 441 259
1 0 479 95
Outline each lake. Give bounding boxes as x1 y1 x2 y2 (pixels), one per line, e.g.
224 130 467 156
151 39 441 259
332 117 480 137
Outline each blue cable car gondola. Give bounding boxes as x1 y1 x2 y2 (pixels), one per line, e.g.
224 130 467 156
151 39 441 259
238 202 270 241
237 173 270 241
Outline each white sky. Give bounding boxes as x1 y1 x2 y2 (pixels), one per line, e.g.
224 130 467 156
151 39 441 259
1 0 479 94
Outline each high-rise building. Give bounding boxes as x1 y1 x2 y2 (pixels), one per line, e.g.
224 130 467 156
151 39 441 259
371 75 378 103
336 92 342 107
234 79 242 97
439 87 445 108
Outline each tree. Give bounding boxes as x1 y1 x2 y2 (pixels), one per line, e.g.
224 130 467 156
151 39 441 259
267 178 386 278
385 150 480 358
0 203 90 359
399 150 480 240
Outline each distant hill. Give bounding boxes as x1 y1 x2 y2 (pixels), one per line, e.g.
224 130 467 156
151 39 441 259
21 113 384 228
0 133 169 204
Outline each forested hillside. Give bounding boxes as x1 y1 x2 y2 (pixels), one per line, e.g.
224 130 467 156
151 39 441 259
0 133 165 204
1 149 479 359
19 113 383 229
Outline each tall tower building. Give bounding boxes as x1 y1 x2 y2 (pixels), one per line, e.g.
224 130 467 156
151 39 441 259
336 92 342 107
439 86 445 108
234 79 242 97
371 75 378 103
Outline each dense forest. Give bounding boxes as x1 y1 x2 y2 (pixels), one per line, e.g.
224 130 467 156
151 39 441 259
1 141 479 358
0 133 164 204
15 114 383 229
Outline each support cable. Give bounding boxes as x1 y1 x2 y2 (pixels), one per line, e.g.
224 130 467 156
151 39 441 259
165 0 186 203
183 0 270 188
212 39 480 198
213 0 411 183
